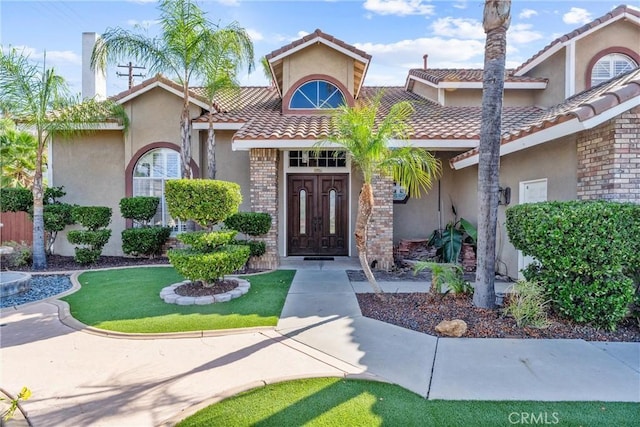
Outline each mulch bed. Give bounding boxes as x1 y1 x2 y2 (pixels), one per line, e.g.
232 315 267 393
357 292 640 342
174 280 240 296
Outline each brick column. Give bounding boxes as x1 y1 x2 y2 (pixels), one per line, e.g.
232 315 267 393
577 106 640 203
366 174 394 270
249 148 280 269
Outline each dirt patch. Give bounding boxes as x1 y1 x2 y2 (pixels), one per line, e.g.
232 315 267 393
174 280 240 296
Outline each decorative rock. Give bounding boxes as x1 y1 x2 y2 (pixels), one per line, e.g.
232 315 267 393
160 277 250 305
435 319 468 337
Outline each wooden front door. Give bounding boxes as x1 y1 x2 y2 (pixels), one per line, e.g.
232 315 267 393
287 174 348 256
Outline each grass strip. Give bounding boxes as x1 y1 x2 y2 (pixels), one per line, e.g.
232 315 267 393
62 267 295 333
177 377 638 427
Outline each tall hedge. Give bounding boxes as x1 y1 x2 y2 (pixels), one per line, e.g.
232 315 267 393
165 179 242 229
506 200 639 330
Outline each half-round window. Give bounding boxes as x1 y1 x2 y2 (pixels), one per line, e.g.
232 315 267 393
590 53 637 87
289 80 346 110
133 148 183 232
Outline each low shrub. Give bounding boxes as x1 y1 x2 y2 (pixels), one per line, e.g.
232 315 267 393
43 203 75 254
0 187 31 212
119 196 159 226
72 206 112 230
177 230 237 252
73 247 103 265
413 261 472 296
224 212 272 237
0 241 32 268
121 226 171 257
502 281 550 329
168 245 250 286
506 200 639 330
232 239 266 258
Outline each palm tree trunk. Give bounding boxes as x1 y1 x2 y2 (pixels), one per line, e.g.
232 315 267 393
31 143 47 270
474 0 511 309
180 103 192 179
355 182 383 294
207 120 216 179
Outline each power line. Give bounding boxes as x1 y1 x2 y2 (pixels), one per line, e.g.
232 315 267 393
117 63 146 89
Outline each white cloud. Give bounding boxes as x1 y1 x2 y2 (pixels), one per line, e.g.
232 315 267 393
217 0 240 6
430 17 484 40
508 24 543 45
45 50 82 66
355 37 485 71
363 0 435 17
518 9 538 19
246 29 263 42
453 1 468 10
563 7 592 25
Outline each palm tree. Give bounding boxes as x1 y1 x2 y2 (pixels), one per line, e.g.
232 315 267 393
202 24 254 179
92 0 252 181
473 0 511 309
0 118 38 188
321 93 441 293
0 48 128 270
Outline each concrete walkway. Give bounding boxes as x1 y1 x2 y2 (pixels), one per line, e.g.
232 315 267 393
0 258 638 426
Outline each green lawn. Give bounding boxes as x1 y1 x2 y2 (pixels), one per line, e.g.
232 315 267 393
177 377 638 427
62 267 295 333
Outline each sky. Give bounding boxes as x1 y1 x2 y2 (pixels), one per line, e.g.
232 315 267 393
0 0 633 97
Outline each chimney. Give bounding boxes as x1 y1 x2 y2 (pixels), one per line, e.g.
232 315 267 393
82 32 107 100
423 54 428 70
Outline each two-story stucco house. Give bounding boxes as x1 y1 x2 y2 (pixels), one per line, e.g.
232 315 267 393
50 5 640 279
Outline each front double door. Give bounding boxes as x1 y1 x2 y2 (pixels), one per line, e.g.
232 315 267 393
287 174 349 256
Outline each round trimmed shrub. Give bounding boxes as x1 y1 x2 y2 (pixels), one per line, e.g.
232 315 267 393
122 226 171 257
67 229 112 265
72 206 112 230
224 212 272 236
177 230 237 252
119 196 160 225
165 179 242 229
168 245 250 286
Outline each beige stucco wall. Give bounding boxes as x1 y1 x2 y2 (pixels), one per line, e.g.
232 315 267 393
282 44 355 97
123 87 202 173
410 81 438 103
528 49 566 107
199 130 251 211
445 136 577 278
574 20 640 92
51 131 125 256
442 89 537 107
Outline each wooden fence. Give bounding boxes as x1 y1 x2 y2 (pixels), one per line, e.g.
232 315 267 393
0 211 33 244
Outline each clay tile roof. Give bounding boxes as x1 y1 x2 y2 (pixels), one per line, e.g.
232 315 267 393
514 5 640 74
450 67 640 166
265 28 371 62
408 69 547 84
109 74 207 105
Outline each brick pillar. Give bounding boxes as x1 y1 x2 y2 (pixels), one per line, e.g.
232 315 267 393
577 106 640 203
366 174 394 270
249 148 280 269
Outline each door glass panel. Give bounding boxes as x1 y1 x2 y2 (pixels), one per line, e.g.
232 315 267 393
300 189 306 234
329 189 336 234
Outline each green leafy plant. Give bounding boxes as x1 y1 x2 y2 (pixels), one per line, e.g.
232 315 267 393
168 245 250 286
121 227 171 258
413 261 473 296
502 281 551 329
119 196 160 226
232 239 266 257
177 230 237 252
1 386 31 422
67 206 112 264
0 187 32 212
429 214 477 264
165 179 242 230
507 200 638 330
0 240 32 268
224 212 272 236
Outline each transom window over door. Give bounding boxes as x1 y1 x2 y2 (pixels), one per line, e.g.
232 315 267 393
590 53 637 87
289 80 346 109
133 148 184 232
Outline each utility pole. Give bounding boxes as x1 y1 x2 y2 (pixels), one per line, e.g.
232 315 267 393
116 62 145 89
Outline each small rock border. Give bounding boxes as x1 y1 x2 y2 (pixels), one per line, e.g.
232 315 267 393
160 277 250 305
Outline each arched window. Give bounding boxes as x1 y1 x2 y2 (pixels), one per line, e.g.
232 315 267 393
289 80 345 110
133 148 183 232
590 53 637 87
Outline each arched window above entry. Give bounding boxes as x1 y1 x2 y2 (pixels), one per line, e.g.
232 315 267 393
289 80 346 110
132 148 183 232
590 53 637 87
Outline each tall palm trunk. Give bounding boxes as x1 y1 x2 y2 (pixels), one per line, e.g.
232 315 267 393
474 0 511 309
180 100 192 179
31 140 47 270
355 182 383 294
207 114 216 179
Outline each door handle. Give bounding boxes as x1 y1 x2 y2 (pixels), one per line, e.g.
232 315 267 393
313 217 322 232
